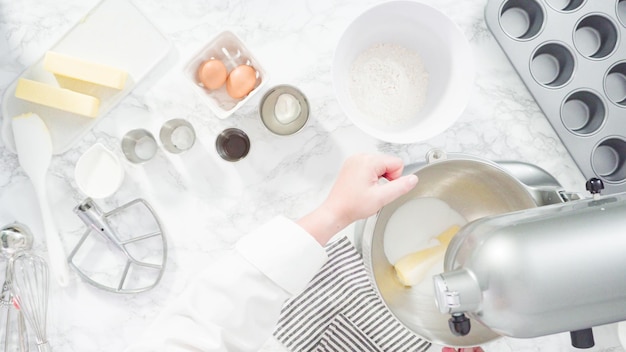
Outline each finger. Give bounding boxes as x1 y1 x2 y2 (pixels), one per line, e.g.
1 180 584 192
375 155 405 180
376 174 418 205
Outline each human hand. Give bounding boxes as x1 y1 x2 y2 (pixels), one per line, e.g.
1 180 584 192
298 153 418 245
323 153 418 224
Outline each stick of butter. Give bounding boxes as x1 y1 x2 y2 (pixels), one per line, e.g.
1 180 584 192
394 224 460 287
15 78 100 118
44 51 127 90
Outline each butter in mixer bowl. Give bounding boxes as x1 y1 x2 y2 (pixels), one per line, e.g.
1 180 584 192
394 224 460 287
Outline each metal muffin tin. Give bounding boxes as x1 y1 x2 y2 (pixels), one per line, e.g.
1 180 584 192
485 0 626 194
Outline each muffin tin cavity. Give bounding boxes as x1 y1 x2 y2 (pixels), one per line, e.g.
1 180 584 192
605 62 626 105
592 138 626 182
561 90 606 135
617 0 626 26
545 0 586 12
530 42 575 87
486 0 626 193
499 0 545 40
574 15 618 59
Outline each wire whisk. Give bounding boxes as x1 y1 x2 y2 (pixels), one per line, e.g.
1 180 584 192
10 253 50 352
1 266 29 352
1 223 33 352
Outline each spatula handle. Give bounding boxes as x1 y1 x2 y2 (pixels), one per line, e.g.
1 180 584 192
34 181 70 287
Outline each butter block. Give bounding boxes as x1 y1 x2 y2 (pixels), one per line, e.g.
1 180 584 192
44 51 127 90
394 225 460 287
15 78 100 118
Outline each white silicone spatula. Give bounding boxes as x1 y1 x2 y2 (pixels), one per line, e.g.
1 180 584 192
12 113 70 287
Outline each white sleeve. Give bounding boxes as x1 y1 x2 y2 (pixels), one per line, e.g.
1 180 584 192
125 215 328 352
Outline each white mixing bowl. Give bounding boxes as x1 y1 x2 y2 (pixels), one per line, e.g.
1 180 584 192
333 1 474 144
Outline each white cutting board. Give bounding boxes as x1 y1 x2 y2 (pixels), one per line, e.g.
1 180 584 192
1 0 172 155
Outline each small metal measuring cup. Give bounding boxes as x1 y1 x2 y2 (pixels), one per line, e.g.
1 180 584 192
159 119 196 154
216 128 250 162
259 85 309 136
121 129 158 164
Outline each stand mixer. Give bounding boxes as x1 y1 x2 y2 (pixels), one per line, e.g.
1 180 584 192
433 179 626 349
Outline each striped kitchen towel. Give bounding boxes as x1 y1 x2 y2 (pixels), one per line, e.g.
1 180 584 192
273 236 432 352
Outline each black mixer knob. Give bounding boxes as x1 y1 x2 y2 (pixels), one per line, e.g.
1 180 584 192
585 178 604 195
448 313 471 336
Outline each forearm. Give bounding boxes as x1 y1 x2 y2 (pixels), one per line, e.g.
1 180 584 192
297 154 418 246
297 201 351 246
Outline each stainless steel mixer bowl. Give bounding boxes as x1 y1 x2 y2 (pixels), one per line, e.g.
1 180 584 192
360 152 539 347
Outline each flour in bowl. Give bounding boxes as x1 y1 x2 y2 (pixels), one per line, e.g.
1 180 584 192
349 43 429 127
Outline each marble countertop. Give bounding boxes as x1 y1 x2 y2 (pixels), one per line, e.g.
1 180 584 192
0 0 623 351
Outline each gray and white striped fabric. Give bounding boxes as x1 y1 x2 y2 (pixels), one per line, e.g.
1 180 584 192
273 237 432 352
316 314 382 351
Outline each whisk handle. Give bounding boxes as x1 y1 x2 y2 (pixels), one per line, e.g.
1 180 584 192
36 341 51 352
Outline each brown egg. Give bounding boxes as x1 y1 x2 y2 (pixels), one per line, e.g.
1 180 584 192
197 59 228 90
226 65 257 99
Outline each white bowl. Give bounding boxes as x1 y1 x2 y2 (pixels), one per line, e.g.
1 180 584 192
75 143 124 199
332 1 474 144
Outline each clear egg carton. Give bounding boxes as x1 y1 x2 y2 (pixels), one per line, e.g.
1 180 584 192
485 0 626 194
184 31 267 119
